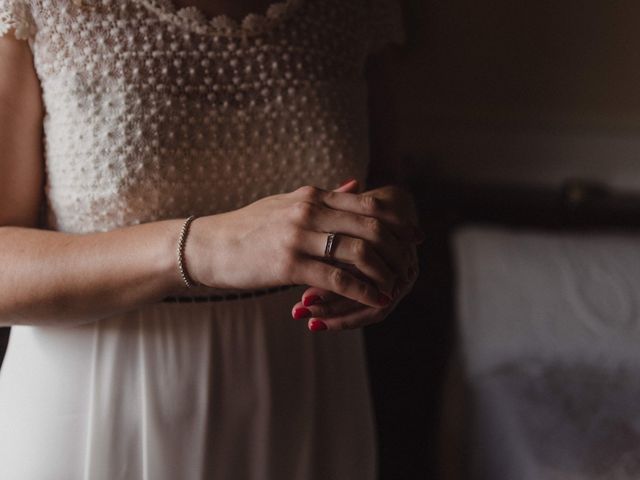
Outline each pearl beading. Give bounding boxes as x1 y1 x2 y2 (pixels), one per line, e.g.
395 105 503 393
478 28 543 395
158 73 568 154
0 0 404 236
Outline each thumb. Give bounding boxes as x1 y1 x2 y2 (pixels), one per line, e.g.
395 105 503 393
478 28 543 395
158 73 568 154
333 178 360 193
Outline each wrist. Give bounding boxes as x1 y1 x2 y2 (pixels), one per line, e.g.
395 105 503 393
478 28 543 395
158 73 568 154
176 216 199 288
181 215 219 289
158 218 193 296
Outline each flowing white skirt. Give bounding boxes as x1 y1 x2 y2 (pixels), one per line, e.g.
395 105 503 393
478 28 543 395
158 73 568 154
0 286 376 480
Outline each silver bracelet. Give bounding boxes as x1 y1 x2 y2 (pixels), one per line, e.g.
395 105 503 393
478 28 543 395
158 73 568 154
177 215 199 288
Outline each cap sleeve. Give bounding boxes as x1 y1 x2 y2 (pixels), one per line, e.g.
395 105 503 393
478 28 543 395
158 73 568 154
0 0 36 41
367 0 406 55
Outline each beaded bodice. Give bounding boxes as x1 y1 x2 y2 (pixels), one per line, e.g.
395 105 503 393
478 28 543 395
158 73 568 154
0 0 404 233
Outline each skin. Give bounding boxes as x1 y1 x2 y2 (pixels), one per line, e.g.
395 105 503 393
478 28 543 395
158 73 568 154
292 45 422 331
0 26 421 329
292 180 421 331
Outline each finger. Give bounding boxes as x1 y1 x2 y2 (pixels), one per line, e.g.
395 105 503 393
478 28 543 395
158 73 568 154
298 231 396 296
293 186 418 242
292 257 391 308
308 305 388 331
308 204 410 277
333 178 360 193
366 185 421 225
300 287 341 307
291 296 363 320
322 191 420 242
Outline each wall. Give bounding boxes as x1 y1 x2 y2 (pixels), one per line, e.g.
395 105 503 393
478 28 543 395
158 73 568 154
393 0 640 191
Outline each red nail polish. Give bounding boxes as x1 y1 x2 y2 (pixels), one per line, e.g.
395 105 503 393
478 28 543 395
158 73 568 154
303 295 322 307
377 293 392 306
309 319 328 331
293 307 312 320
339 178 356 187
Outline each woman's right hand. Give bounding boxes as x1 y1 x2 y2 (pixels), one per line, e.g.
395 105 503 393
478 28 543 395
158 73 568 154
184 184 420 308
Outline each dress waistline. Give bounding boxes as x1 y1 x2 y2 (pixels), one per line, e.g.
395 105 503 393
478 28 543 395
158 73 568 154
161 285 297 303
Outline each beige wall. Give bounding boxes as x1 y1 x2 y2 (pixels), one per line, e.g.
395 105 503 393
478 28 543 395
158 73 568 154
393 0 640 191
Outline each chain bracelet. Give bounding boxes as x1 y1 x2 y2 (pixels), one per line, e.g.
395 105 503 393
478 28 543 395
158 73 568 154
177 215 199 288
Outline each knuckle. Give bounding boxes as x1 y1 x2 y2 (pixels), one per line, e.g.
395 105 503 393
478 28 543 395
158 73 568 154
290 201 315 223
314 305 326 317
360 194 380 214
330 268 349 290
351 239 368 260
296 185 322 202
323 191 335 203
316 304 332 317
356 280 370 299
365 217 383 238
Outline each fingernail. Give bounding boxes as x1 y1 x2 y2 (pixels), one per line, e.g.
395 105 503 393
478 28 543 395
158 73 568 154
339 178 356 187
303 295 322 307
377 293 392 306
309 319 328 332
293 307 312 320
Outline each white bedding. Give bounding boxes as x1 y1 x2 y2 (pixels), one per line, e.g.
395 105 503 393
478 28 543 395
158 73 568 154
454 228 640 479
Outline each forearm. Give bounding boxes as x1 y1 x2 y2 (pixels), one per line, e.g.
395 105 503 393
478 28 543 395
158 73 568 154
0 220 185 326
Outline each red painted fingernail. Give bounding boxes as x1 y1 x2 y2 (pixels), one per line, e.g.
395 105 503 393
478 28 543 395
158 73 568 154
293 307 312 320
303 295 322 307
339 178 356 187
309 319 328 331
377 293 392 306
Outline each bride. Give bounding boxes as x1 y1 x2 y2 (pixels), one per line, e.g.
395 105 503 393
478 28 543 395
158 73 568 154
0 0 420 478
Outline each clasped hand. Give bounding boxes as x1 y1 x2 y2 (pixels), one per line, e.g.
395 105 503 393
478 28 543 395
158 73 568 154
290 179 422 331
185 179 422 331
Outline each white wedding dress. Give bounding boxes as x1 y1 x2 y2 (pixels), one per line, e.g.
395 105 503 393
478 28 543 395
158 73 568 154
0 0 404 478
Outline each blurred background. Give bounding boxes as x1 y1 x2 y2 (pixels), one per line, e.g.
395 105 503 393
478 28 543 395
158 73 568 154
390 0 640 188
364 1 640 479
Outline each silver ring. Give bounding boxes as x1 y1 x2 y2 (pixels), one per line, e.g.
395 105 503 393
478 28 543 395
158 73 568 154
324 232 337 258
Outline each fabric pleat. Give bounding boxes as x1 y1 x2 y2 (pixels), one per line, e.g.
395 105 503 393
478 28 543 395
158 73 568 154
0 287 376 479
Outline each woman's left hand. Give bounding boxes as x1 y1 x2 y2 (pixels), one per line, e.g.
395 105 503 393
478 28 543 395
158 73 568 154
291 180 422 331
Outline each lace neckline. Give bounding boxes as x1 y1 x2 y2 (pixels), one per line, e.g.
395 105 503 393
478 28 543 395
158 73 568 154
138 0 305 37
